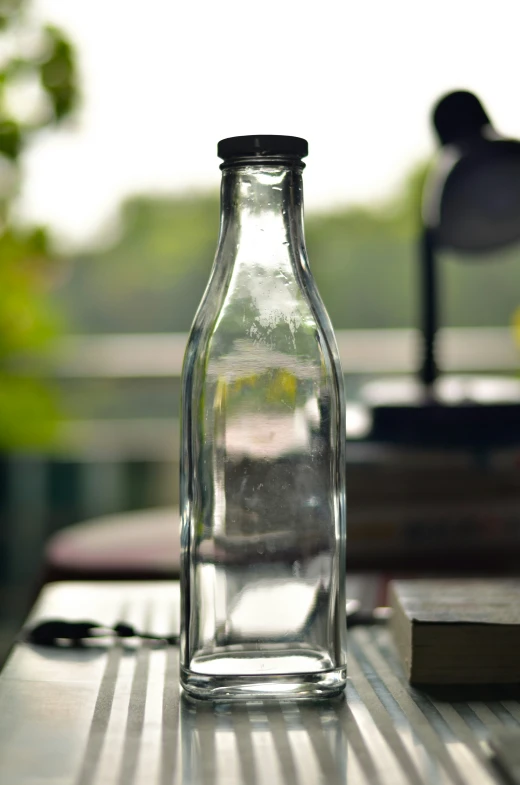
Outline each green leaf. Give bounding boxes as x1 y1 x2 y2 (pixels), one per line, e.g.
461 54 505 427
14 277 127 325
40 26 77 120
0 119 22 160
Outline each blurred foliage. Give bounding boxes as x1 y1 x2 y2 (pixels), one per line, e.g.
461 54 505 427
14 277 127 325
58 159 520 337
0 0 77 449
60 194 221 333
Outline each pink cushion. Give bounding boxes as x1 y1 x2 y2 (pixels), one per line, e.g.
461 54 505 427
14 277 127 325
45 508 180 579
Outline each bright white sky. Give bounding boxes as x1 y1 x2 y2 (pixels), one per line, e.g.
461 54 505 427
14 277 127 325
16 0 520 247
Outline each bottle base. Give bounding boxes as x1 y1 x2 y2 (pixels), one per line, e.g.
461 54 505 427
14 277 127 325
180 664 347 702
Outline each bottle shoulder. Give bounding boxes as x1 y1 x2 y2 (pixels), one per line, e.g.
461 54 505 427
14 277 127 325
183 245 343 397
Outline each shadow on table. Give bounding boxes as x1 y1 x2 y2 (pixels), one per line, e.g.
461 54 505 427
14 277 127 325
38 635 351 785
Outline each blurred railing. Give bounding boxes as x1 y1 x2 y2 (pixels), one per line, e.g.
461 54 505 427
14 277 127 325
46 325 520 455
50 326 519 378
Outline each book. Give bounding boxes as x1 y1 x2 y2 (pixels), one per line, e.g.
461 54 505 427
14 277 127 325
389 579 520 684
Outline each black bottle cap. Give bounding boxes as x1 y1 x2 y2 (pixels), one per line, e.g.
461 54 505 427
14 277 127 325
217 135 308 161
433 90 492 146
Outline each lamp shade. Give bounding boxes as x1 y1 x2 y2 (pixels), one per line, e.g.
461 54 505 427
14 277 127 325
423 91 520 253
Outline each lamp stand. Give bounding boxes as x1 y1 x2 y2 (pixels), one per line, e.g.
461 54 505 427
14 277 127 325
420 227 438 387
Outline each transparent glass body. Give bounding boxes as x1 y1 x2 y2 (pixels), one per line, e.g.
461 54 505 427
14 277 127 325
180 157 347 700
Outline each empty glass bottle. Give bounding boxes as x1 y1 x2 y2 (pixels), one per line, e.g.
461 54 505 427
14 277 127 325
180 135 347 700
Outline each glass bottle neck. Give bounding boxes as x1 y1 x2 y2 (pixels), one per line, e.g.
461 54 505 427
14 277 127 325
218 163 306 261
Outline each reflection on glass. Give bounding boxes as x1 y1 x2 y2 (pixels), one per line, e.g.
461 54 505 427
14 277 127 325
179 694 348 785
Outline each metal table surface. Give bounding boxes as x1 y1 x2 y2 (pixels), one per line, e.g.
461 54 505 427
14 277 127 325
0 581 516 785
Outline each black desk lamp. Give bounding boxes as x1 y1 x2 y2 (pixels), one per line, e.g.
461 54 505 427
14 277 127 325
421 90 520 385
365 90 520 446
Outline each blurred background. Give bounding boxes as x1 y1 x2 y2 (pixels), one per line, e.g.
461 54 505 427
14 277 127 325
1 0 520 655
